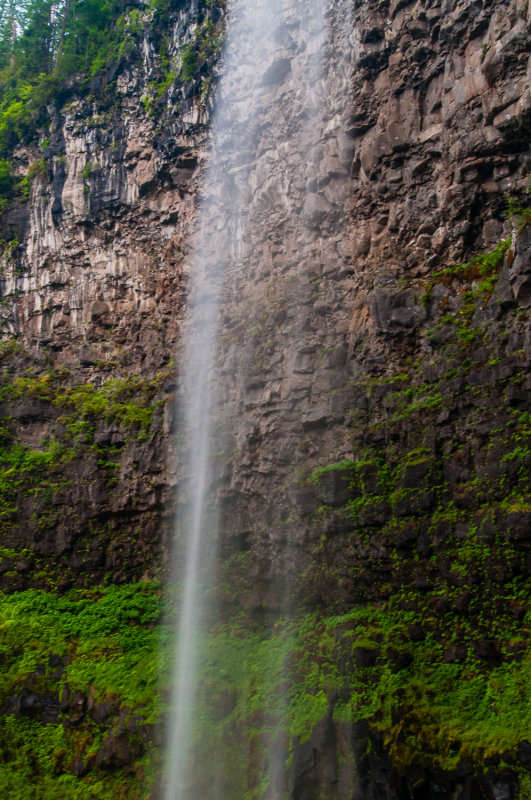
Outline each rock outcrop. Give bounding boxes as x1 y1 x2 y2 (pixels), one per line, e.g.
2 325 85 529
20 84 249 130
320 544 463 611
0 0 529 797
0 0 224 585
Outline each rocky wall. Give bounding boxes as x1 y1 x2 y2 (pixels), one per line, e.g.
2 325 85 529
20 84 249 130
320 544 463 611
198 0 531 601
0 0 225 585
0 0 529 797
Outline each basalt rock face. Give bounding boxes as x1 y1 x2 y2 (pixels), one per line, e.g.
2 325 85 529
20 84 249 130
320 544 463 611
177 1 531 796
0 0 529 797
0 0 527 587
0 0 224 587
203 0 531 601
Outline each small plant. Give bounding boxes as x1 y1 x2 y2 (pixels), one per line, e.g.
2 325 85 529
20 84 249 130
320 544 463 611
17 158 48 199
0 159 12 193
504 192 531 231
180 44 197 81
141 95 154 116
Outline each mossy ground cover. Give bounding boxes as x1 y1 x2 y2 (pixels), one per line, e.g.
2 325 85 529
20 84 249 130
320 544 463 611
0 367 169 443
0 718 152 800
182 568 531 798
0 581 168 798
0 574 529 799
316 582 530 771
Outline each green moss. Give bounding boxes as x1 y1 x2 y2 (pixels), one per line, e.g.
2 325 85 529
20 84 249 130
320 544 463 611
1 369 170 443
174 568 531 796
0 582 166 797
0 572 529 796
309 459 356 484
0 440 74 527
434 239 510 285
504 194 531 231
0 716 152 798
0 339 23 361
0 368 171 556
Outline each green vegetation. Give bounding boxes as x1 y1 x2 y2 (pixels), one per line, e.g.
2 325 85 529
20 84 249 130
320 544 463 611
143 14 223 111
17 156 47 199
0 155 12 211
0 581 167 798
0 440 73 528
180 44 197 81
0 567 529 798
309 458 356 484
504 193 531 230
0 368 170 443
0 0 224 224
161 567 531 798
431 238 511 321
0 365 171 547
0 226 529 797
0 0 148 158
253 228 531 796
0 34 526 796
300 581 530 769
0 0 155 224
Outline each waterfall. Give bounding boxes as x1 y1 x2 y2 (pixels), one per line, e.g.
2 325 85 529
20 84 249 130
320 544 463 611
164 0 352 796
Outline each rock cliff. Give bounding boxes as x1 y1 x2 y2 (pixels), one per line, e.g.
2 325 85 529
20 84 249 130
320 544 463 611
0 0 223 587
0 0 529 797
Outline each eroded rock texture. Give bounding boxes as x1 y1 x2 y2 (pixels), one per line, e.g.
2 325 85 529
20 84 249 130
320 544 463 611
196 0 531 607
0 0 223 586
0 0 529 796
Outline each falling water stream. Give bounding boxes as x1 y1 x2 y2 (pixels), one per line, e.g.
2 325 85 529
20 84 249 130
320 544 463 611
164 0 352 796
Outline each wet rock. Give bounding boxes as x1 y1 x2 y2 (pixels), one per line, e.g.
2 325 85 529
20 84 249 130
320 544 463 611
289 486 319 515
211 688 237 721
90 300 110 320
87 688 118 724
518 741 531 769
509 226 531 307
16 688 60 722
94 711 146 769
386 646 413 671
371 290 427 336
475 639 500 663
353 645 380 667
302 409 329 430
505 510 531 541
302 193 333 228
397 458 431 489
317 466 354 506
48 653 62 669
261 58 291 86
290 711 337 799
